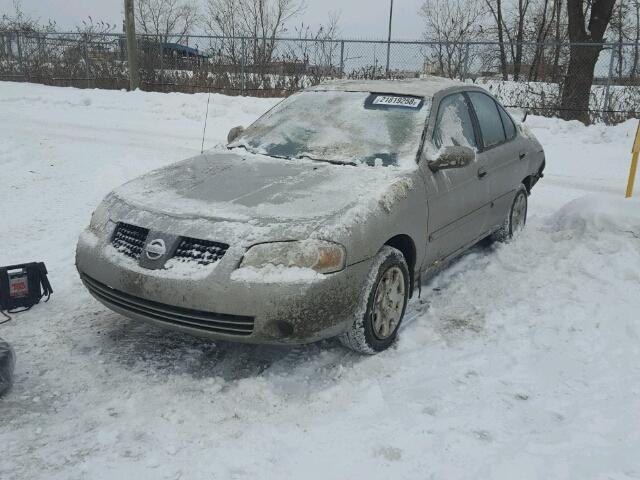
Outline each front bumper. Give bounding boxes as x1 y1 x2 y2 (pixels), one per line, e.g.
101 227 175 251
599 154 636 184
76 228 372 345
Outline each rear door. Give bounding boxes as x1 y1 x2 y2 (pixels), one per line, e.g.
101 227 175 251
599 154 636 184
421 92 490 265
467 92 527 230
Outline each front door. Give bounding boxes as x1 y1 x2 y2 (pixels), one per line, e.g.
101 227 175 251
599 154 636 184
421 92 490 266
467 91 526 230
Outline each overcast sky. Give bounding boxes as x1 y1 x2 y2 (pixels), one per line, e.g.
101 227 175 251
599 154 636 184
0 0 426 39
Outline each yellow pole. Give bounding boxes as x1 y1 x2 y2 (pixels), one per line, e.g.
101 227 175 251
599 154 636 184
626 121 640 198
627 152 639 198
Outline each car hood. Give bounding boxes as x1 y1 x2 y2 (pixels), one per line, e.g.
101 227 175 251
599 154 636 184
113 150 407 226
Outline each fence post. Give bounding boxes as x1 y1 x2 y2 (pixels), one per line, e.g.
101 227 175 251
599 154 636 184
386 0 394 77
340 41 345 79
159 36 164 91
16 32 24 78
83 33 90 87
240 37 246 96
603 44 616 124
461 42 471 82
176 35 181 71
124 0 140 91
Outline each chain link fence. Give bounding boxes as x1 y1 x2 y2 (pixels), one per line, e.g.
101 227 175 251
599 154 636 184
1 30 639 123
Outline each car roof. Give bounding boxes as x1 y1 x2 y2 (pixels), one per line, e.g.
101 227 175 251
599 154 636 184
306 76 464 98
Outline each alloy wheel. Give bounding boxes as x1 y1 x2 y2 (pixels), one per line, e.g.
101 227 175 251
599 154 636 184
371 266 406 340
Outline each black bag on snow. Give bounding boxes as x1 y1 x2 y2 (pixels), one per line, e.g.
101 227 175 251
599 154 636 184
0 262 53 313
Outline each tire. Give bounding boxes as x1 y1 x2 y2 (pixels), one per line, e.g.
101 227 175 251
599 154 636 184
340 246 410 354
491 185 528 243
0 338 15 397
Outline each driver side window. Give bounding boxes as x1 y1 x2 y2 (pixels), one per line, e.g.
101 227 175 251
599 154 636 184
433 94 477 150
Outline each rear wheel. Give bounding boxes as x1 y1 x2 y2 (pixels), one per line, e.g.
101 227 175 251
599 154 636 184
491 186 528 243
340 246 409 354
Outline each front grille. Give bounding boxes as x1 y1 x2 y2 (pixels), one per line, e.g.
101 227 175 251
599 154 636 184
82 274 254 336
173 237 229 266
112 223 149 260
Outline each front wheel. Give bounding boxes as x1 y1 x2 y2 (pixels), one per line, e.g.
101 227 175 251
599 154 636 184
491 186 528 243
339 246 409 354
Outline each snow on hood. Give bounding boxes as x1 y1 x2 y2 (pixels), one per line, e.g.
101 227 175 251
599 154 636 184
112 149 412 225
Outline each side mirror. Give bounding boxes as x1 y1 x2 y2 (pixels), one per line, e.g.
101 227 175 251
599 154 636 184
428 146 475 172
227 126 245 144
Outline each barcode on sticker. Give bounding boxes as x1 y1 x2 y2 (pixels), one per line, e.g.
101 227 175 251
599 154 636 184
372 96 422 108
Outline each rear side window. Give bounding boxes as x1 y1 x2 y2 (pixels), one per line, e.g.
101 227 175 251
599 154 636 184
433 93 477 149
498 105 517 140
468 92 506 148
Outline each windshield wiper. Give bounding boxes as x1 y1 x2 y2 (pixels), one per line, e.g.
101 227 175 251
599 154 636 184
227 144 249 153
295 154 357 167
228 147 354 166
228 145 292 160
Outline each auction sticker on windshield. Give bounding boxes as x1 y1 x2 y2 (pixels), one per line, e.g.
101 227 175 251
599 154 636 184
372 95 423 108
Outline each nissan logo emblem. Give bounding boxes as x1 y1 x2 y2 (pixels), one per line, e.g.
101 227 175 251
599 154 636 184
145 239 167 260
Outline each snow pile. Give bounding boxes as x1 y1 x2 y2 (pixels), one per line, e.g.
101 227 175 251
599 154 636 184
551 194 640 237
1 82 639 480
378 176 415 213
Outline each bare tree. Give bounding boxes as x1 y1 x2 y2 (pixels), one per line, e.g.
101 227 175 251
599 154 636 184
551 0 565 81
484 0 508 79
75 17 116 39
0 0 56 70
609 0 633 80
289 11 341 81
560 0 617 123
204 0 245 63
484 0 532 80
135 0 199 43
511 0 532 80
419 0 485 79
1 0 56 32
632 0 640 79
528 0 552 80
205 0 305 65
528 0 567 81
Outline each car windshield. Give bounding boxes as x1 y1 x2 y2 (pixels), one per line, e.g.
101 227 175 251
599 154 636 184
229 90 430 167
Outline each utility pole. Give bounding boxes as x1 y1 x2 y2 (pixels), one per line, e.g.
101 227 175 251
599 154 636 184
385 0 394 77
124 0 140 90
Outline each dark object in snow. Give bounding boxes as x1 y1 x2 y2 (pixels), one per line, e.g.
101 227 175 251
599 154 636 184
0 338 15 396
0 263 53 321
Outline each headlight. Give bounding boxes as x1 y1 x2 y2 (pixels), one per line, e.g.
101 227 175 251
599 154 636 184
240 240 346 274
88 197 112 234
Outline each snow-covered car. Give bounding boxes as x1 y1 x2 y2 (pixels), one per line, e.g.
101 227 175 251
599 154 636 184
76 77 545 354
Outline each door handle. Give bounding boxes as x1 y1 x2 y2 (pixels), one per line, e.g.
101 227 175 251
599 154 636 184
477 167 488 179
519 152 527 160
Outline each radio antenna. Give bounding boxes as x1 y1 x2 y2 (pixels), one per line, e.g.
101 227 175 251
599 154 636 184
201 88 212 154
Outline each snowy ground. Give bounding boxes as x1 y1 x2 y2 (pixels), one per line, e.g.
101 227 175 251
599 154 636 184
1 82 639 480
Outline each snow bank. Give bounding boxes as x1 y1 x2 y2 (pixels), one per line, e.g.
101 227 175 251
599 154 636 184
551 194 640 237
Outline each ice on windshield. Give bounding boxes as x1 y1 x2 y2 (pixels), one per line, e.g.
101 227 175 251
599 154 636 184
231 90 430 168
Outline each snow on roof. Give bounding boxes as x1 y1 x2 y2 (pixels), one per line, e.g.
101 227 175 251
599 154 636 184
307 76 463 98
